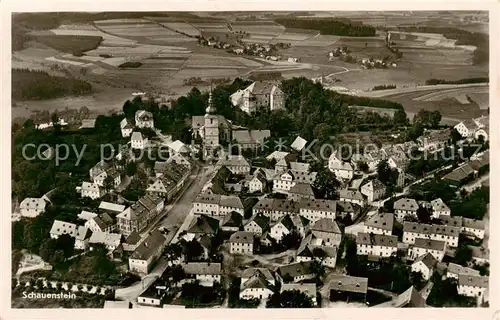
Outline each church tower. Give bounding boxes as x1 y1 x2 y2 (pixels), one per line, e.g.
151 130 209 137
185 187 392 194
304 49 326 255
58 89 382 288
204 88 219 148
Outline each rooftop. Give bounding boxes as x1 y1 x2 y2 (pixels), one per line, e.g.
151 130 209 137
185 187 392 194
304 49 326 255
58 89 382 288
130 230 166 260
229 231 254 244
365 212 394 231
326 274 368 294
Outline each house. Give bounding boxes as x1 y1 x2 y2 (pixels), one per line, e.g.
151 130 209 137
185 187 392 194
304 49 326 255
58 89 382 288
244 213 270 236
80 182 102 199
93 167 121 189
326 274 368 303
310 218 342 247
266 151 290 162
215 155 251 175
291 136 307 152
20 197 47 218
221 211 243 232
408 238 446 262
443 163 476 187
129 230 167 274
116 195 165 236
229 231 254 255
184 214 219 242
248 171 267 193
280 283 317 306
232 130 271 149
166 140 189 154
329 156 354 181
131 132 148 150
90 161 110 181
252 198 300 222
77 210 98 222
403 221 460 248
446 263 480 280
297 234 337 268
438 215 463 228
99 202 126 215
182 262 222 286
120 118 133 137
272 170 317 194
135 110 154 128
290 214 310 237
168 152 192 170
430 198 451 218
288 183 315 202
417 128 451 151
461 218 485 239
360 179 386 202
364 212 394 236
277 261 315 283
74 226 92 250
85 213 115 233
457 274 488 298
269 215 295 241
411 253 438 280
230 81 285 114
89 231 122 252
123 231 142 252
339 189 364 207
240 268 275 300
137 280 165 307
356 233 398 258
376 285 425 308
454 119 479 138
192 193 244 217
470 246 489 265
393 198 418 221
50 220 77 239
298 199 337 223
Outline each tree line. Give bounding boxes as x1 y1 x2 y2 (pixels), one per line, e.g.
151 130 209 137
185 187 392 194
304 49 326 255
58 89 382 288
425 77 489 85
275 18 376 37
12 69 93 101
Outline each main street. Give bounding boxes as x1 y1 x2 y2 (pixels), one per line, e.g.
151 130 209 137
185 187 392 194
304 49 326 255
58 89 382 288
115 162 215 302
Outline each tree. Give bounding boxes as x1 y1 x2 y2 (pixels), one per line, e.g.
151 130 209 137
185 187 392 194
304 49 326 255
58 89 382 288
123 100 139 120
103 175 115 193
393 108 408 126
125 162 137 176
12 220 27 250
454 244 473 266
52 249 65 266
450 128 463 144
416 206 431 223
54 234 75 258
266 290 314 308
312 166 340 200
280 230 302 250
183 240 204 261
310 259 326 282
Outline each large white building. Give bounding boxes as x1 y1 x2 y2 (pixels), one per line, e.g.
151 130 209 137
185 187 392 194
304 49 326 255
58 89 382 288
461 218 485 239
131 132 148 150
298 198 337 223
252 198 300 222
447 262 480 280
20 197 47 218
408 238 446 262
192 193 244 217
457 274 488 298
360 179 386 202
411 253 437 280
80 182 102 200
128 230 167 274
430 198 451 218
135 110 154 128
394 198 419 221
215 155 251 175
230 81 285 114
403 221 460 248
356 232 398 258
364 212 394 236
239 268 275 300
339 189 365 207
272 170 317 194
229 231 254 255
183 262 222 287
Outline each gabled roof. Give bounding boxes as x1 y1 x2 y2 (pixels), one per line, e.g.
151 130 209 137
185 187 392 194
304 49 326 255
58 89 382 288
50 220 77 237
413 238 446 251
326 274 368 294
458 274 488 288
280 283 316 299
365 212 394 231
443 164 475 182
220 195 244 209
339 189 364 202
130 230 166 260
241 268 275 282
167 140 188 153
229 231 254 244
74 226 91 241
183 262 221 275
361 179 386 192
462 218 485 230
356 232 397 247
394 198 418 211
78 210 98 221
246 213 270 231
135 110 153 122
330 161 354 172
299 198 337 213
187 214 220 235
81 181 100 193
311 218 341 234
277 261 314 278
447 263 480 276
89 231 122 247
403 221 460 237
438 215 463 228
289 161 309 173
273 215 295 232
131 131 144 141
222 211 243 228
216 155 250 168
20 198 46 211
99 201 125 213
266 151 290 162
120 118 132 129
430 198 450 212
125 231 142 245
241 273 274 292
414 252 437 269
289 183 314 197
233 130 271 145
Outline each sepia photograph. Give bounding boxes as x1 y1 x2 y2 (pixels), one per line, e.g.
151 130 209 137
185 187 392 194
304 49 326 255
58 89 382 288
8 8 491 311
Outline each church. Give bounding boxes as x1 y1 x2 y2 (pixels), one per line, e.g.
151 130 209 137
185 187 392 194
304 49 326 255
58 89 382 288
191 89 231 158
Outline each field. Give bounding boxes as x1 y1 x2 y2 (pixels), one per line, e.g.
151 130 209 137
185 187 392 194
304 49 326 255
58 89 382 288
28 33 102 54
156 22 201 37
47 24 137 47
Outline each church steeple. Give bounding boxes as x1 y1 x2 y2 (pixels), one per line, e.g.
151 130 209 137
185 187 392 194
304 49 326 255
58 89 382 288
205 85 216 115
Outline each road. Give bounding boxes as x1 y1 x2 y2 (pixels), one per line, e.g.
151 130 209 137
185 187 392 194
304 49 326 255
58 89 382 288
115 163 214 302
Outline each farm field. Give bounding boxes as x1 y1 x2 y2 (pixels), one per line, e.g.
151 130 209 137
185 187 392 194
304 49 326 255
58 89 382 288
28 34 103 54
154 22 201 37
47 24 138 47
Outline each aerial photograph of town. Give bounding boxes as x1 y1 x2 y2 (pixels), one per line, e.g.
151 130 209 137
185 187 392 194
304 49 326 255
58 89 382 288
10 10 490 309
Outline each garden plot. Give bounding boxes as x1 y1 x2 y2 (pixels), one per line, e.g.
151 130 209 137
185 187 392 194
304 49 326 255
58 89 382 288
50 24 137 47
158 22 201 37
